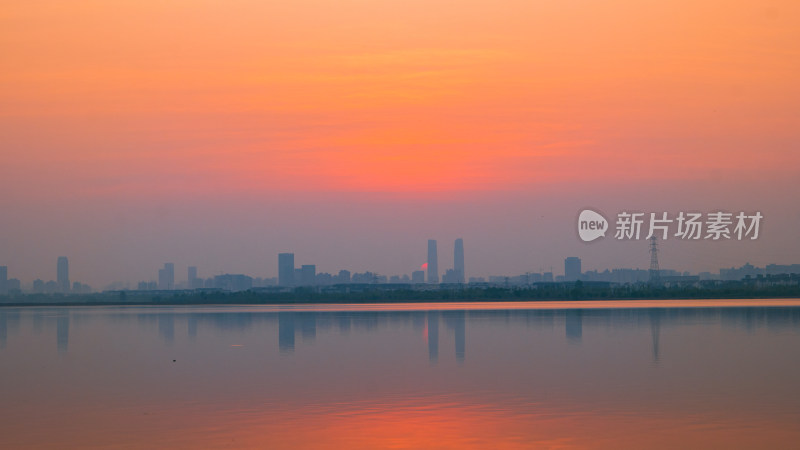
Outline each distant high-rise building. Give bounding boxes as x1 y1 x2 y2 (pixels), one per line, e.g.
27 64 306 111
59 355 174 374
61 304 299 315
337 270 351 284
278 253 295 286
72 281 90 294
188 266 198 289
412 270 425 283
6 278 20 293
442 269 459 283
301 265 316 286
57 257 70 293
213 274 253 292
454 238 465 284
166 263 174 289
158 263 174 290
0 265 7 295
427 239 439 284
565 257 582 282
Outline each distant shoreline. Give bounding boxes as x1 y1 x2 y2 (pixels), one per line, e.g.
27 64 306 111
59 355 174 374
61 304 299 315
2 281 800 308
2 299 800 309
0 294 800 308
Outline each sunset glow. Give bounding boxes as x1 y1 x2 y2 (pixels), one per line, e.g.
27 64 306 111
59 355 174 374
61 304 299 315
3 0 799 200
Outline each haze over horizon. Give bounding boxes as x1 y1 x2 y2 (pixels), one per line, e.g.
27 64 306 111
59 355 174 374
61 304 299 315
2 0 799 287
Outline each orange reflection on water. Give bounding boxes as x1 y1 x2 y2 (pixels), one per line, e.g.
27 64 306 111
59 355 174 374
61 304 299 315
64 395 796 449
220 398 798 449
5 397 800 449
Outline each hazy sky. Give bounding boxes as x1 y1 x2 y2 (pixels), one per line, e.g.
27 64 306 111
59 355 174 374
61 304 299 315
2 0 799 287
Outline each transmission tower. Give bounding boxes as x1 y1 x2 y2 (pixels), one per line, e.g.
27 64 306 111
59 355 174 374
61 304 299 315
649 235 661 285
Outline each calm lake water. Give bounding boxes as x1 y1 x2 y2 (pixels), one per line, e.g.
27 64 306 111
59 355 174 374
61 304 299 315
2 299 800 449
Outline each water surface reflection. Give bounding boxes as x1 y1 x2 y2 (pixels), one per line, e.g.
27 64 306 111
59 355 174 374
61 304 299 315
1 300 799 448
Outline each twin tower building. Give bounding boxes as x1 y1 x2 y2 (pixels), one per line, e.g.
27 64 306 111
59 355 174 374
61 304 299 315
277 238 465 286
428 238 465 284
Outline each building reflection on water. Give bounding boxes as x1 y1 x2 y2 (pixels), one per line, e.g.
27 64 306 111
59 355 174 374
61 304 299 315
650 309 662 363
565 309 582 343
0 311 7 349
1 305 800 358
158 314 174 344
427 310 438 362
56 315 69 353
443 311 466 363
278 312 294 353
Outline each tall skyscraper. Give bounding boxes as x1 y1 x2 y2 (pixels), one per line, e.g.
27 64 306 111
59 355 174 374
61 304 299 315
166 263 174 289
565 257 582 282
57 257 70 293
158 263 175 290
454 238 465 284
0 265 7 295
278 253 295 286
188 266 198 289
427 239 439 284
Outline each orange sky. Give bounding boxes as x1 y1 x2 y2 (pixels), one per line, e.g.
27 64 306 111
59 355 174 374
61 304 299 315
1 1 799 285
3 0 799 197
